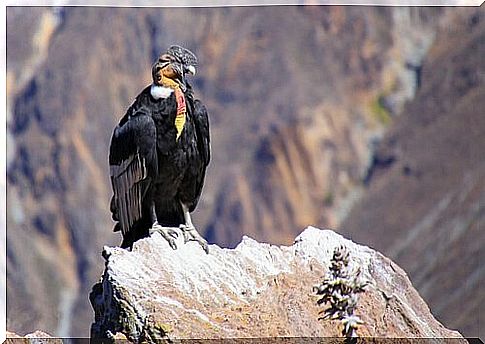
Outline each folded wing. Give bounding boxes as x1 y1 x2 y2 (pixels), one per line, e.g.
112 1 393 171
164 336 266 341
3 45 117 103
109 108 158 236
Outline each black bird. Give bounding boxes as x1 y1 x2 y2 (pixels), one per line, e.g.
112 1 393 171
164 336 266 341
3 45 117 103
108 46 210 252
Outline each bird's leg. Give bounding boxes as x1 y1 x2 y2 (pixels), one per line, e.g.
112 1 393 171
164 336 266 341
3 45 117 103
148 201 179 250
179 202 209 254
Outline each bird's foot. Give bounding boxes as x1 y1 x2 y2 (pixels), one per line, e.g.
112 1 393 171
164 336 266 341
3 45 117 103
180 224 209 254
149 223 179 250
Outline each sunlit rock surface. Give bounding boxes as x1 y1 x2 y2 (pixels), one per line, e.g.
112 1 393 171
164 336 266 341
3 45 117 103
5 330 62 344
90 227 463 341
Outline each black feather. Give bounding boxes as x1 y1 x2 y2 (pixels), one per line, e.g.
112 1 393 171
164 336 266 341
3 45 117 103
109 83 210 248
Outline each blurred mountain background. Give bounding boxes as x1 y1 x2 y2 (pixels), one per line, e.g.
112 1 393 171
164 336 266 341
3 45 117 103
6 5 484 338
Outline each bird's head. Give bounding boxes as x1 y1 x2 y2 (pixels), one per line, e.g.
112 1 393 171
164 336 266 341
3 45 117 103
151 45 198 91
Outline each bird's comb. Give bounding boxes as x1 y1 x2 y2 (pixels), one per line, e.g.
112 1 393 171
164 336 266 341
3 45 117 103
167 45 198 67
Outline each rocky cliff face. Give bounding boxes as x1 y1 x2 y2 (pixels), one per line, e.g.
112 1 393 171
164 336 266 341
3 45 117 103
89 227 464 341
203 6 447 246
342 8 485 337
6 5 481 338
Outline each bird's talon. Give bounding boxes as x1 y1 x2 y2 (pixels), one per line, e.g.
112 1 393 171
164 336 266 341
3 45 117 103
202 242 209 254
168 239 177 250
150 224 180 250
168 229 179 239
180 225 209 253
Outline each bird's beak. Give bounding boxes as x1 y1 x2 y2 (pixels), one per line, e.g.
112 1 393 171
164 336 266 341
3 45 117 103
186 65 196 76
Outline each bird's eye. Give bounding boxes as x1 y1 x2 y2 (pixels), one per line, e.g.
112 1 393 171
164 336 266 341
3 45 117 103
156 62 168 72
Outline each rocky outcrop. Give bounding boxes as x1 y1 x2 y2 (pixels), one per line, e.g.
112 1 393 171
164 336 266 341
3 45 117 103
90 227 463 341
5 330 61 344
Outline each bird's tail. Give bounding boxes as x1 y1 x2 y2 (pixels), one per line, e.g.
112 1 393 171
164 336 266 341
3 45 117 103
120 216 151 249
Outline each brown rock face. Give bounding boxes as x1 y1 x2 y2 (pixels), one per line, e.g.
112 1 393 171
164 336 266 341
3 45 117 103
202 7 444 247
342 8 485 337
90 227 463 341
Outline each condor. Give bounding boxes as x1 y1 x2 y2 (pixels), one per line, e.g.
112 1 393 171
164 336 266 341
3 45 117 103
109 46 210 252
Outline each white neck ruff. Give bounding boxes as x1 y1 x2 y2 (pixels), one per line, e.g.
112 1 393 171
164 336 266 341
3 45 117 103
150 84 173 100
